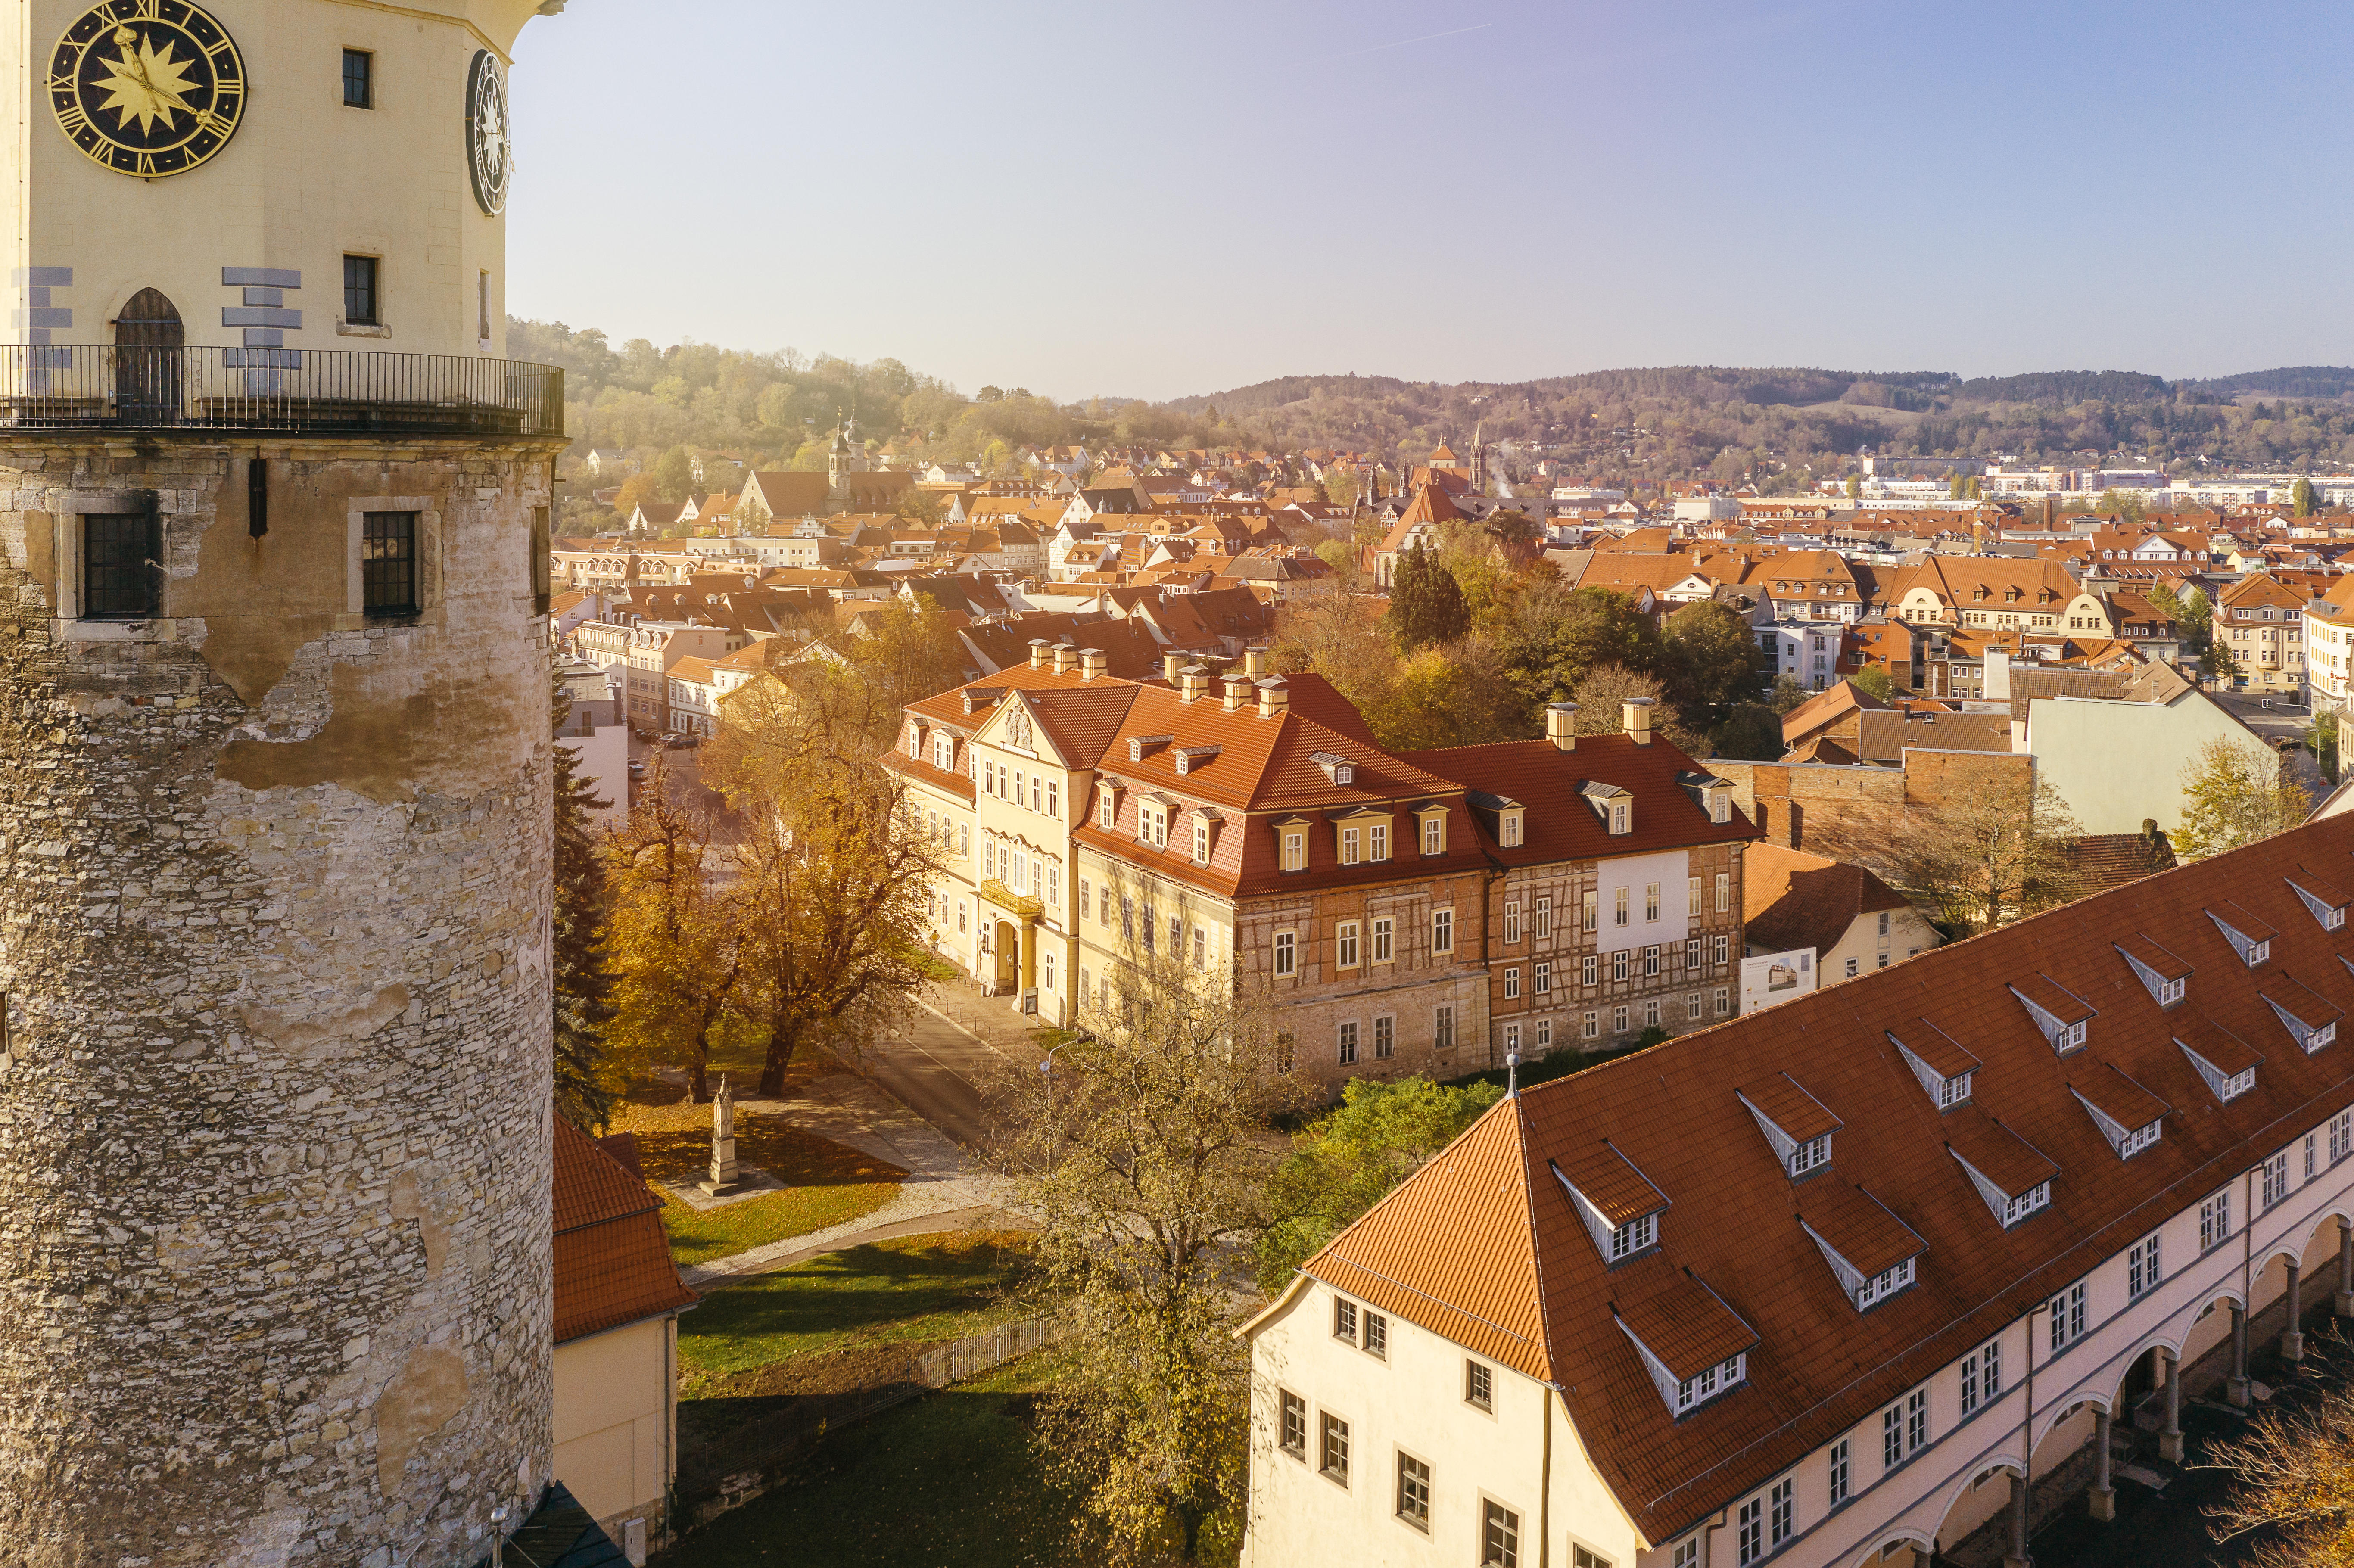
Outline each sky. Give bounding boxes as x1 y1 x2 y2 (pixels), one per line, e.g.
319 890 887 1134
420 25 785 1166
507 1 2354 404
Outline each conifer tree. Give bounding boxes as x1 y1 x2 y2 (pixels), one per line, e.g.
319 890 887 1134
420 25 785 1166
551 677 617 1132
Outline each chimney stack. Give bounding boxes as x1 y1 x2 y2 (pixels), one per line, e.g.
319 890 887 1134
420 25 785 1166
1078 647 1107 681
1256 676 1289 719
1162 652 1184 683
1179 664 1211 703
1242 645 1267 678
1545 702 1579 751
1052 642 1076 674
1221 675 1250 712
1028 638 1051 669
1622 697 1654 744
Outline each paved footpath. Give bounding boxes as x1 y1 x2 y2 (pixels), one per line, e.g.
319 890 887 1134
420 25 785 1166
678 1068 1015 1292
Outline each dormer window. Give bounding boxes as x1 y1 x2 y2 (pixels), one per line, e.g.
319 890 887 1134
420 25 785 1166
1610 802 1629 834
2012 973 2097 1054
1614 1275 1756 1419
1674 1353 1745 1415
1611 1212 1655 1260
2071 1063 2168 1160
2263 977 2342 1054
1127 733 1174 763
932 733 955 771
2287 875 2350 931
1891 1023 1981 1113
1552 1145 1670 1268
1309 750 1357 786
1859 1257 1916 1307
1501 809 1524 847
907 723 922 759
1172 744 1219 776
1417 804 1447 856
2209 903 2277 968
2115 935 2191 1007
1738 1073 1842 1181
1947 1112 2059 1230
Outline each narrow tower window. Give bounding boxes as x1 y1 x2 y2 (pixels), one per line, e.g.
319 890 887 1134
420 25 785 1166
363 512 418 616
343 255 380 325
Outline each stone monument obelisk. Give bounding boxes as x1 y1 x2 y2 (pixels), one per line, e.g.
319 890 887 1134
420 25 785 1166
701 1074 741 1195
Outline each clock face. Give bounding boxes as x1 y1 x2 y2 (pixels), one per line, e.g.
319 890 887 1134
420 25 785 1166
49 0 246 178
466 49 512 215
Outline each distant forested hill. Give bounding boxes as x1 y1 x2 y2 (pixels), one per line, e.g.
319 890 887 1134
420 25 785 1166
1166 364 2354 486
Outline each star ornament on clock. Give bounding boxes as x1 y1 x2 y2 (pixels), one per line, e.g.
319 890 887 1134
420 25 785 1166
49 0 246 178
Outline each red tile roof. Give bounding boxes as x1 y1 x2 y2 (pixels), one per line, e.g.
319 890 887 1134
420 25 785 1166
1741 844 1912 956
1296 815 2354 1544
553 1119 699 1344
1398 734 1760 865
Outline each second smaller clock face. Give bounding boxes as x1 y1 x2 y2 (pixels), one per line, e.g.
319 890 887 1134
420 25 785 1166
50 0 246 177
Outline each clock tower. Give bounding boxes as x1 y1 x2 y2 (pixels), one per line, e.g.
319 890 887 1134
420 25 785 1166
0 6 571 1568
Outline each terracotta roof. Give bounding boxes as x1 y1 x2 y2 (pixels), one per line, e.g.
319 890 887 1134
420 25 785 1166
1795 1180 1924 1280
552 1119 698 1344
1780 680 1887 745
1399 734 1758 866
1297 816 2354 1544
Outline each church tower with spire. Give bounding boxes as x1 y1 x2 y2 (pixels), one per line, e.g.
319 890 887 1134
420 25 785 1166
0 5 569 1565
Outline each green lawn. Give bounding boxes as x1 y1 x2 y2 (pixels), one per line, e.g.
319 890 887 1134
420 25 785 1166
653 1356 1081 1568
680 1231 1032 1390
609 1107 909 1268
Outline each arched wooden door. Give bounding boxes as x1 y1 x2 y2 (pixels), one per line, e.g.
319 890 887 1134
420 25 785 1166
114 288 184 424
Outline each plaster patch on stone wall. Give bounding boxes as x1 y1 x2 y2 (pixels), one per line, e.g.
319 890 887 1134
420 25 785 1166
373 1343 470 1500
237 984 411 1061
221 1489 308 1568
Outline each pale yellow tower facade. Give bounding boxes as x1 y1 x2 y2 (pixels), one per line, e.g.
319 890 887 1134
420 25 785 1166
0 4 572 1568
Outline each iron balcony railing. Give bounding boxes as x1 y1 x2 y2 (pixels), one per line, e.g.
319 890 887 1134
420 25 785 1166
0 345 564 437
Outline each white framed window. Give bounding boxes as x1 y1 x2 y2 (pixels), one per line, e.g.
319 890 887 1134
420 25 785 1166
1279 1389 1307 1458
1505 1021 1521 1055
1273 930 1296 977
1340 825 1359 865
1960 1337 2001 1414
1882 1387 1927 1467
1192 925 1206 970
1374 1016 1394 1059
1674 1540 1700 1568
1610 1211 1655 1261
1857 1255 1915 1308
1396 1451 1430 1529
1582 1010 1599 1039
1099 791 1115 829
1644 999 1660 1028
1790 1135 1830 1176
1482 1500 1520 1568
1504 901 1522 943
1371 917 1394 963
1687 991 1703 1020
1612 950 1629 983
1434 1005 1455 1050
1281 830 1305 872
1582 954 1599 986
1337 921 1361 969
1939 1070 1973 1108
1770 1475 1793 1551
1370 823 1388 861
1534 896 1552 938
1042 951 1056 990
1422 815 1444 856
1828 1437 1850 1507
1713 933 1730 966
1046 778 1058 817
2158 974 2185 1006
2129 1232 2162 1299
1614 887 1629 927
2049 1280 2087 1352
1320 1412 1350 1485
1687 936 1703 971
1193 820 1210 863
1535 1018 1551 1047
1675 1351 1744 1415
1535 961 1551 994
1689 875 1702 912
1714 986 1730 1016
2201 1188 2233 1251
2332 1108 2353 1165
1609 801 1628 835
1845 958 1859 979
932 734 953 769
1716 872 1730 912
1501 813 1522 847
1581 890 1597 932
1736 1495 1762 1567
1644 945 1660 978
1432 908 1454 955
1338 1021 1358 1065
1503 966 1520 999
1613 1004 1629 1033
2262 1149 2291 1209
2118 1119 2161 1159
1645 882 1660 921
1334 1297 1358 1341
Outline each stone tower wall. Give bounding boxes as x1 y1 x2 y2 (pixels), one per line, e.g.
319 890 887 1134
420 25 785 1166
0 435 561 1568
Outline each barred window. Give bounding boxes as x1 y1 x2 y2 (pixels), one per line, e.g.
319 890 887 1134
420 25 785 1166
83 513 159 619
363 512 419 616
